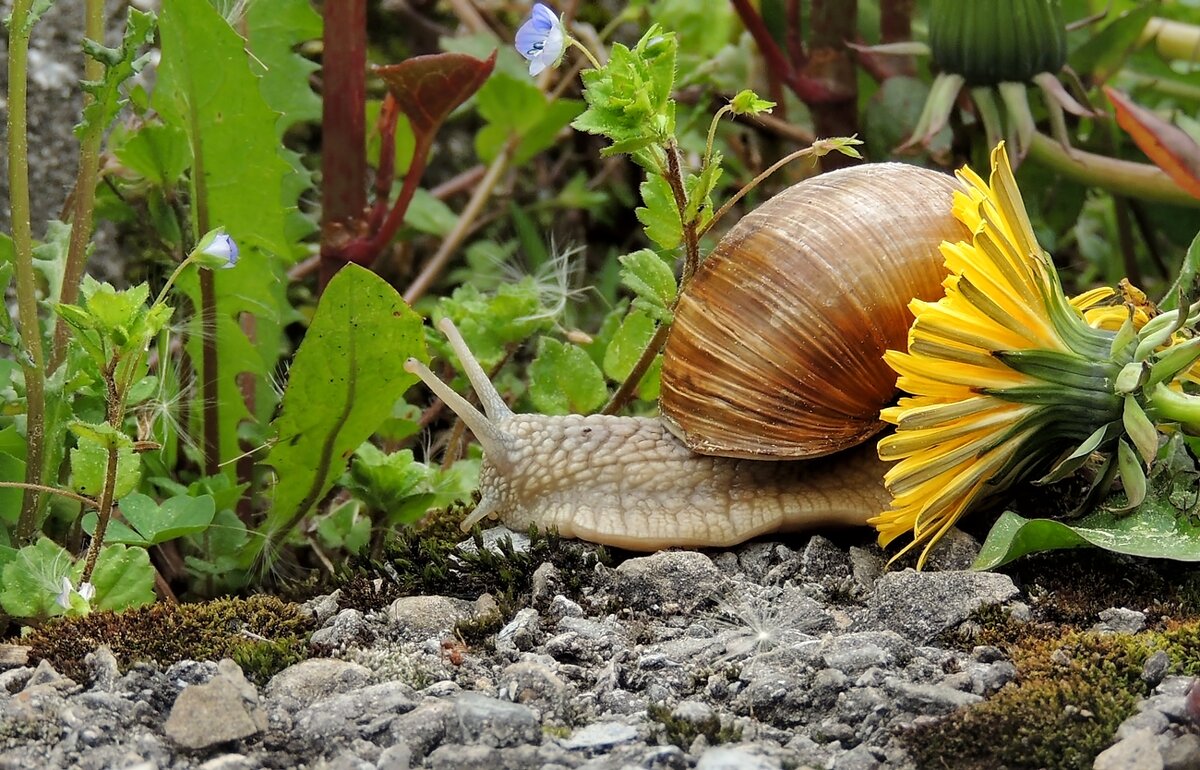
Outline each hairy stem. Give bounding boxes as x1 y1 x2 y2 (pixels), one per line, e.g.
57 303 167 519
50 0 107 371
80 439 119 584
7 0 48 544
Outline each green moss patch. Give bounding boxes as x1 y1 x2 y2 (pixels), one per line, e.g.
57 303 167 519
20 595 313 684
908 616 1200 769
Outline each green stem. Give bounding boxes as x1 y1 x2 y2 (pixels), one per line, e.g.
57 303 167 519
698 143 822 240
49 0 106 372
704 105 732 167
80 437 119 584
7 0 48 544
0 481 96 509
568 37 602 70
1147 383 1200 432
1027 132 1200 209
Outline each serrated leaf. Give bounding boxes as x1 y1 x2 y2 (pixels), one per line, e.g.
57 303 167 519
255 265 426 560
603 308 657 382
636 175 682 251
76 9 156 138
69 429 140 499
529 337 608 415
88 543 156 611
619 249 676 322
245 0 322 135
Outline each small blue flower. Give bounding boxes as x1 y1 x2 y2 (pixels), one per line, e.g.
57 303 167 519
515 3 566 77
203 231 240 269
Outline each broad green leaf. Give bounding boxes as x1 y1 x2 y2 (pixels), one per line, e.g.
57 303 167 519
69 429 140 499
0 450 25 528
114 122 190 185
89 543 156 611
619 249 676 322
405 189 459 237
254 265 426 560
316 499 371 554
156 0 296 473
603 308 657 382
529 337 608 415
474 73 584 164
1068 2 1159 84
0 538 74 619
245 0 322 135
637 174 682 251
85 492 216 545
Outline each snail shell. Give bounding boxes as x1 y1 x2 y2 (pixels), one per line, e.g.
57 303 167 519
661 163 971 459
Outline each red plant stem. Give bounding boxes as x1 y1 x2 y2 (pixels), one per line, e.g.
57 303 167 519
350 133 433 264
367 94 401 233
880 0 916 76
786 0 804 68
729 0 835 104
804 0 859 169
319 0 368 289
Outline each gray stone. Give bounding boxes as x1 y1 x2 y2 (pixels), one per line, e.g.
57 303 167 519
821 631 915 675
0 645 29 671
549 595 585 619
1093 728 1165 770
613 551 728 613
311 608 372 648
832 744 884 770
84 646 120 692
1116 709 1170 741
498 660 569 718
387 595 474 639
884 678 983 713
919 529 981 571
449 691 541 748
560 721 640 751
496 608 541 654
294 681 419 745
164 660 263 750
426 744 500 770
1143 651 1172 687
854 570 1019 644
801 536 852 582
695 746 781 770
531 563 563 610
849 547 884 590
1094 608 1147 635
377 742 413 770
24 659 72 690
306 591 341 625
388 700 455 760
671 699 717 731
1161 732 1200 770
266 658 375 711
197 755 258 770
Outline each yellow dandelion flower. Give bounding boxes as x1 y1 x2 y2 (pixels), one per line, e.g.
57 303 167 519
872 142 1200 568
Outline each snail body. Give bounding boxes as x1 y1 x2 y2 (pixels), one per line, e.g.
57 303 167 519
405 163 972 550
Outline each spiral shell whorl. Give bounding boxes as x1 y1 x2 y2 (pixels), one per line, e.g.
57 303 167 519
661 163 971 460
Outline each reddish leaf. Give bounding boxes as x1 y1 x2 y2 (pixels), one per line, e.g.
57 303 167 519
377 51 497 142
1105 86 1200 201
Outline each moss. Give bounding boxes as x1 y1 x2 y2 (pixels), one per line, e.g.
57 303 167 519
339 513 610 619
907 617 1200 770
20 595 314 685
647 702 741 750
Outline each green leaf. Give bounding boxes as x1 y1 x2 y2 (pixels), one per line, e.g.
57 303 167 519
636 175 682 251
114 122 190 185
603 308 657 382
255 265 427 559
155 0 297 472
405 189 459 237
244 0 322 135
316 499 371 553
345 444 430 512
89 544 156 611
0 538 74 619
1069 2 1160 85
529 337 608 415
571 27 677 152
76 9 156 138
434 280 551 371
69 426 141 499
619 249 676 322
85 492 216 546
475 73 585 164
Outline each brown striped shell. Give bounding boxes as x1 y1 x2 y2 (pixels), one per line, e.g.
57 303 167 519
660 163 971 460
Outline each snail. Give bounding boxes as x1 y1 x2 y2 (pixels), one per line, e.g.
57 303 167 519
404 163 972 551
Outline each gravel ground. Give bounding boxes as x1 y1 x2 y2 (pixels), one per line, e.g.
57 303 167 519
2 527 1197 770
